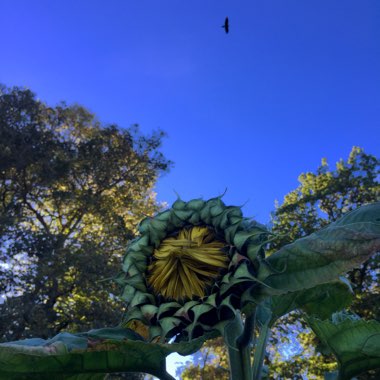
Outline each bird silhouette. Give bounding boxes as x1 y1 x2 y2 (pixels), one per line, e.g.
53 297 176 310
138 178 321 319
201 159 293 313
222 17 229 33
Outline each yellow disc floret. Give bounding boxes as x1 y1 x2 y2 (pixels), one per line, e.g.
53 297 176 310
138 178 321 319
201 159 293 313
147 226 228 301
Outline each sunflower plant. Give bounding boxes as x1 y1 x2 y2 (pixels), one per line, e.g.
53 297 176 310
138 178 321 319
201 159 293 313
0 197 379 380
119 197 270 344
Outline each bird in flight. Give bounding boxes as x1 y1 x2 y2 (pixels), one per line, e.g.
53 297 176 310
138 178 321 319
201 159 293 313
222 17 229 33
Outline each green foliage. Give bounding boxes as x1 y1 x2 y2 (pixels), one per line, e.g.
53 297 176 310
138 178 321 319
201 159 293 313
1 201 379 379
1 97 379 380
271 147 379 321
258 202 380 295
267 147 380 380
0 327 216 379
182 147 379 380
308 312 380 380
262 279 354 325
0 85 171 342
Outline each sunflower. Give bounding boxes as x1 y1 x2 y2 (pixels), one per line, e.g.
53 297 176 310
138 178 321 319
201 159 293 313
119 197 270 342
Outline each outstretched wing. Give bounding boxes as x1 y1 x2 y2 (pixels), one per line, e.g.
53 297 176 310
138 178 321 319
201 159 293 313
224 17 229 33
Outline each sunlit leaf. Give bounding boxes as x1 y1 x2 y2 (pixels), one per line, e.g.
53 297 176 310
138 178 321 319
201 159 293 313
0 327 216 379
271 278 353 323
258 202 380 295
308 313 380 380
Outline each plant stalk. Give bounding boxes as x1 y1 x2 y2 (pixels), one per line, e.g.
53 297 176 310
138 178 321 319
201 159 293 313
228 344 247 380
251 320 270 380
226 312 255 380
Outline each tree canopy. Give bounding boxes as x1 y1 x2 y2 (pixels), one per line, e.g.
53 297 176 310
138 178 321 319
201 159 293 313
0 85 171 343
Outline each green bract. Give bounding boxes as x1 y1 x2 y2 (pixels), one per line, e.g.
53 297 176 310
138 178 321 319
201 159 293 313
119 197 270 341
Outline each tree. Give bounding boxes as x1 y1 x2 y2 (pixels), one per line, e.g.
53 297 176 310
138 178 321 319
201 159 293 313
0 85 171 344
268 146 379 379
180 337 229 380
181 146 379 379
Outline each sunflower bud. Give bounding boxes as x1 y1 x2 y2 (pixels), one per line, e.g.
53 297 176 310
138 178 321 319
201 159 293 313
120 197 270 341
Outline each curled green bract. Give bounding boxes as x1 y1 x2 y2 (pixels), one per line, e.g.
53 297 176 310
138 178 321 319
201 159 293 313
119 197 270 341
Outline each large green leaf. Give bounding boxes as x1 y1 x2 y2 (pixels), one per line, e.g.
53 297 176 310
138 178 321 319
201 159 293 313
0 327 217 380
258 202 380 295
263 278 354 326
251 279 353 329
308 313 380 380
298 278 353 320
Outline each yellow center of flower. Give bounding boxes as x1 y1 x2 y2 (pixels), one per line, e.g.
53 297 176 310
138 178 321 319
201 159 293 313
147 226 228 301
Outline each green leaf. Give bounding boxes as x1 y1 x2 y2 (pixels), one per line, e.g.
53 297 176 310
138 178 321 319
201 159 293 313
123 273 146 292
258 202 380 295
218 294 237 321
183 303 215 339
121 284 136 302
246 242 263 262
219 207 243 230
187 303 214 325
220 313 243 349
0 327 215 379
155 210 172 222
151 218 168 233
172 198 186 210
128 235 151 254
299 278 353 319
233 230 258 250
224 222 241 245
188 211 201 224
172 209 193 221
186 198 205 211
233 228 267 251
204 293 217 308
173 301 198 320
308 313 380 380
255 279 354 326
159 317 183 338
124 307 144 324
148 224 166 247
157 302 182 319
141 304 158 321
78 327 145 341
200 203 213 224
137 217 152 234
130 290 154 308
168 211 185 229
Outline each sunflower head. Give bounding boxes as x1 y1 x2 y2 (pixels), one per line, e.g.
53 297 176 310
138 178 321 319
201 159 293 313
148 226 229 301
119 197 270 341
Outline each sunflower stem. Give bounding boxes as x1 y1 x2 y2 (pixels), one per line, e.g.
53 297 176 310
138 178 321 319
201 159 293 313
251 319 270 380
238 312 255 348
241 343 253 379
227 345 245 380
239 312 255 379
225 312 253 380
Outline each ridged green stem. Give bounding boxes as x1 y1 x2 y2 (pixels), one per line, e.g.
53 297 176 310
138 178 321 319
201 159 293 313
251 320 270 380
226 312 255 380
228 344 248 380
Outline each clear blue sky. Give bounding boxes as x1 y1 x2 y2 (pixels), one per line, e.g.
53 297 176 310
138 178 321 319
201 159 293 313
1 0 379 223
